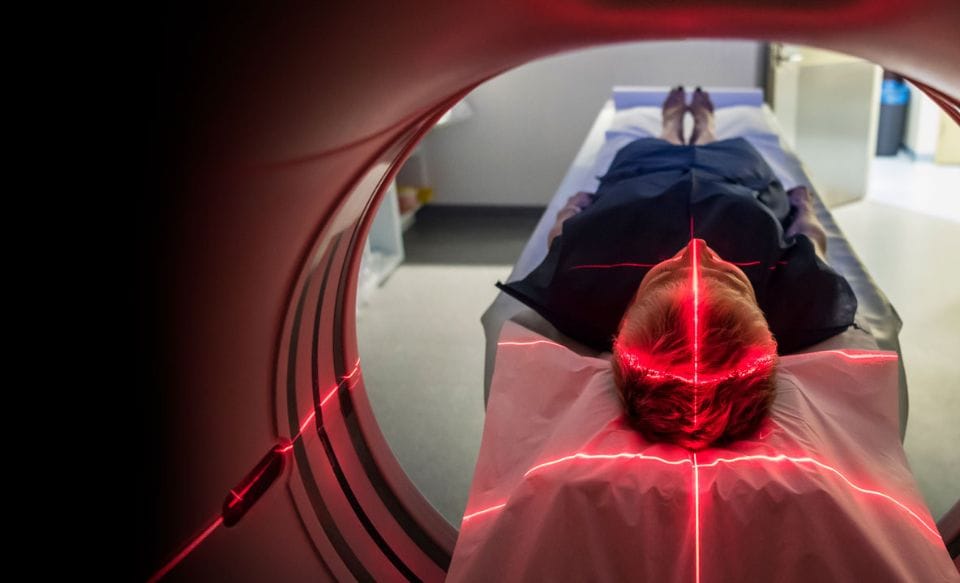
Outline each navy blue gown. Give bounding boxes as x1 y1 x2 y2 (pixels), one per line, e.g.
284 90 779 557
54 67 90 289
497 137 857 354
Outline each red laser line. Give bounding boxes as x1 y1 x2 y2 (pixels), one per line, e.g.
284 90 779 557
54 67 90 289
524 451 692 477
147 516 224 583
570 262 659 270
485 448 937 541
698 453 939 539
226 456 278 510
150 359 361 582
819 350 898 362
691 240 701 429
570 259 777 271
498 339 568 349
618 351 776 385
297 409 318 436
693 451 701 583
462 503 508 522
320 384 341 408
297 359 362 438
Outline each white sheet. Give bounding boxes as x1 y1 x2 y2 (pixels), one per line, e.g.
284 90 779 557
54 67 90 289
451 321 957 582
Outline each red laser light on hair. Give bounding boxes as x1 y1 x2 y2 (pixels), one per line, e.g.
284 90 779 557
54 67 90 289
690 239 702 430
618 350 776 386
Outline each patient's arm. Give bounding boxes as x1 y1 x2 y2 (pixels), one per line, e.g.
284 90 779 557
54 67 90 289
784 186 828 259
547 191 596 246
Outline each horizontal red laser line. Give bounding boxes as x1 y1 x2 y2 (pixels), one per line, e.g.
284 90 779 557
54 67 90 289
464 453 695 524
524 452 692 477
819 350 898 362
570 259 783 271
570 262 658 270
618 351 776 386
498 339 567 349
472 449 937 541
462 503 507 522
699 454 939 539
147 516 224 583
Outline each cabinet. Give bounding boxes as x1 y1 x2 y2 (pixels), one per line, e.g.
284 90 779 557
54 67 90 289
356 98 474 308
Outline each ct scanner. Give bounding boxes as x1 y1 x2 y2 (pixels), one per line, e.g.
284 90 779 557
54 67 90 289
145 1 960 580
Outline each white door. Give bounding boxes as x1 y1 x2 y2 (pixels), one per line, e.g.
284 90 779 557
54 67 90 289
769 44 882 207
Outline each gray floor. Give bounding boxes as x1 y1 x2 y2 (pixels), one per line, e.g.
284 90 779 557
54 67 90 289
402 205 545 265
358 191 959 528
357 208 539 526
832 199 960 521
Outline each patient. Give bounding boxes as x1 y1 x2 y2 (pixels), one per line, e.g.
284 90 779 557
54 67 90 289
544 87 837 450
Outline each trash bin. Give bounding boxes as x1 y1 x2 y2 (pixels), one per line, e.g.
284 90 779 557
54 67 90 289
876 76 910 156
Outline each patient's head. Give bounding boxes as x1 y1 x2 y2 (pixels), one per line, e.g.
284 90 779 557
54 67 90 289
611 239 778 450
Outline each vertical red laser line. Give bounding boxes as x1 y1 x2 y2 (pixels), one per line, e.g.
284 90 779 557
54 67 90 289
147 516 224 583
691 239 701 429
693 452 701 583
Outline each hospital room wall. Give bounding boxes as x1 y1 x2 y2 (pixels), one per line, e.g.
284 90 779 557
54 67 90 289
418 41 766 206
904 83 942 159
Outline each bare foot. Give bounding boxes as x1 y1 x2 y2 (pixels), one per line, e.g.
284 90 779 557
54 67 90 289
689 87 717 145
659 86 686 145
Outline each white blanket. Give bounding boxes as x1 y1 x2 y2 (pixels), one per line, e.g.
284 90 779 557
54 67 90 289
452 321 956 582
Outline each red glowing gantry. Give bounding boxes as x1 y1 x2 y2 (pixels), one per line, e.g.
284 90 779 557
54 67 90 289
153 234 919 582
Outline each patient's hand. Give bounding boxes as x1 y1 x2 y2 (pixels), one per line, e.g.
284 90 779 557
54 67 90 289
785 185 828 258
548 191 596 246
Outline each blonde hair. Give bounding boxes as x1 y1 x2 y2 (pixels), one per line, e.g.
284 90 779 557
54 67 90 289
611 281 778 450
